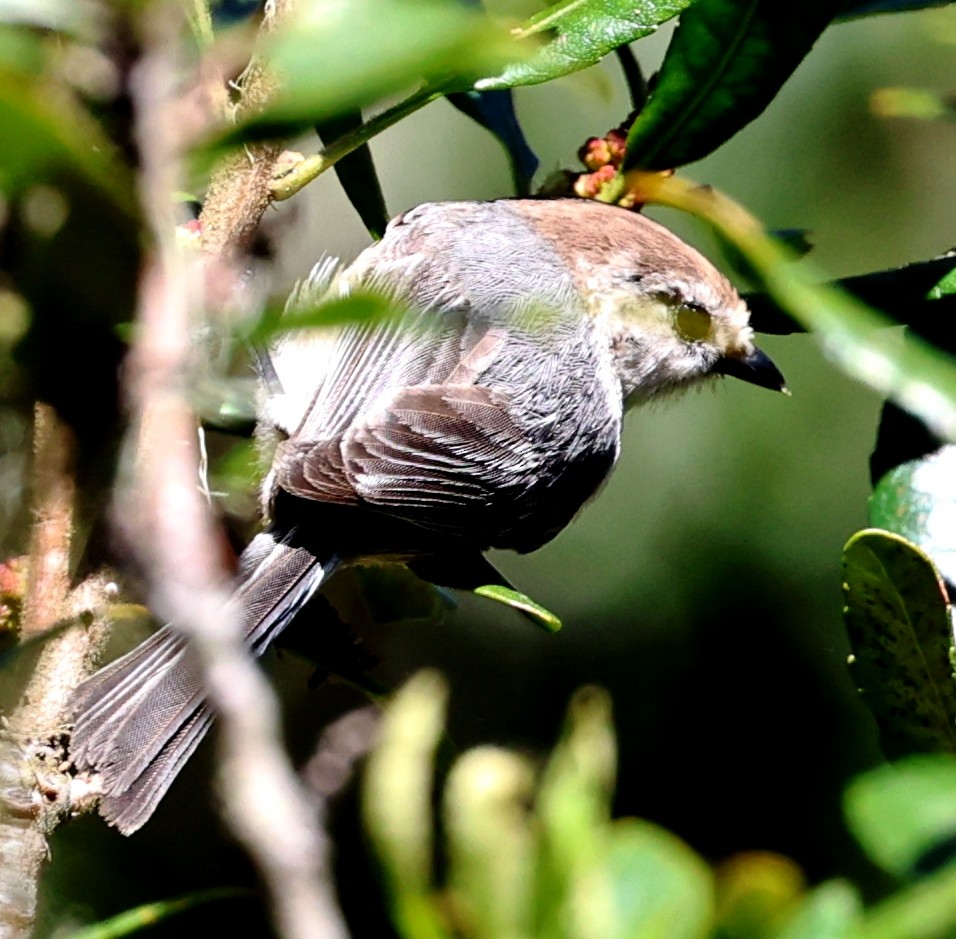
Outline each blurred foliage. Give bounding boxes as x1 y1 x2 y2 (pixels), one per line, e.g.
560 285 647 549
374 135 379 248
0 0 953 936
363 674 956 939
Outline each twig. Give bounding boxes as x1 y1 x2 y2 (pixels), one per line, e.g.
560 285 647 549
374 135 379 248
269 87 442 202
21 404 74 645
197 0 295 256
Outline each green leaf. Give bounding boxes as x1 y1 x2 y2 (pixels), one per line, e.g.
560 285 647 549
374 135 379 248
536 687 617 937
607 820 714 939
715 853 806 938
859 864 956 939
444 748 538 939
0 24 44 74
65 888 249 939
870 447 956 587
362 671 453 939
316 111 389 239
871 87 956 122
928 265 956 301
354 565 454 626
537 690 614 870
842 529 956 759
624 0 843 171
477 0 691 90
228 0 517 143
246 291 404 344
775 880 862 939
473 584 563 633
0 66 134 205
845 755 956 878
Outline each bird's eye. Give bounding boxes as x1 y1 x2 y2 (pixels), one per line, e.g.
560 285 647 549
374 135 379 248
675 303 713 342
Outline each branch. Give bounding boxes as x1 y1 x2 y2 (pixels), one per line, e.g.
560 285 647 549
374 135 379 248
197 0 296 256
0 406 112 938
121 6 350 938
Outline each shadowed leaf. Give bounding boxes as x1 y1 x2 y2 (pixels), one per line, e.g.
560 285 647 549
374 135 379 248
842 529 956 759
624 0 843 171
746 253 956 335
316 111 389 239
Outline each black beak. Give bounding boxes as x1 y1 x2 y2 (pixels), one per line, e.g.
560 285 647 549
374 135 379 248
713 346 789 394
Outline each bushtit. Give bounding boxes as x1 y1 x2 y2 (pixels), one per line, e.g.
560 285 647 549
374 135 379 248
69 198 786 833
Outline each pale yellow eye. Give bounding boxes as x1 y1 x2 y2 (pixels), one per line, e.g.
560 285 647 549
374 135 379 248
675 304 713 342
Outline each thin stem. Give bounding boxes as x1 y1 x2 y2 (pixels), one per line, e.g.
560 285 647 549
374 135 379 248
270 86 443 201
615 44 648 113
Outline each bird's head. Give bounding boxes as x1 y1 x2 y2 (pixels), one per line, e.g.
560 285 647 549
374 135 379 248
512 199 788 405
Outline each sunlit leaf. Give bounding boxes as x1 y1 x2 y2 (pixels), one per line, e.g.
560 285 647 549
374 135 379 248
473 584 562 633
58 888 248 938
775 880 862 939
624 0 844 171
845 755 956 877
608 820 714 939
362 671 453 939
928 263 956 301
478 0 690 90
872 87 956 121
246 292 403 344
870 447 956 587
444 747 537 939
227 0 517 143
842 529 956 759
715 852 805 938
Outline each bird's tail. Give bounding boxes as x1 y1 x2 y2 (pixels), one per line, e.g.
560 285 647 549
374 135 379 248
69 532 333 834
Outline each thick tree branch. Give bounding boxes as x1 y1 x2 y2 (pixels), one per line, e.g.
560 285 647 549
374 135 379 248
198 0 294 257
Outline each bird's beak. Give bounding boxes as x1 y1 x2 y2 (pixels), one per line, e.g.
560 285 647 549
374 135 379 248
713 346 789 394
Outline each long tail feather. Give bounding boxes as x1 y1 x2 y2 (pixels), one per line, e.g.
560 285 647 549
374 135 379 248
69 532 334 833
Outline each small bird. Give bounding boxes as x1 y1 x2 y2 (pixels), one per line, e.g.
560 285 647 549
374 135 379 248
69 198 786 833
